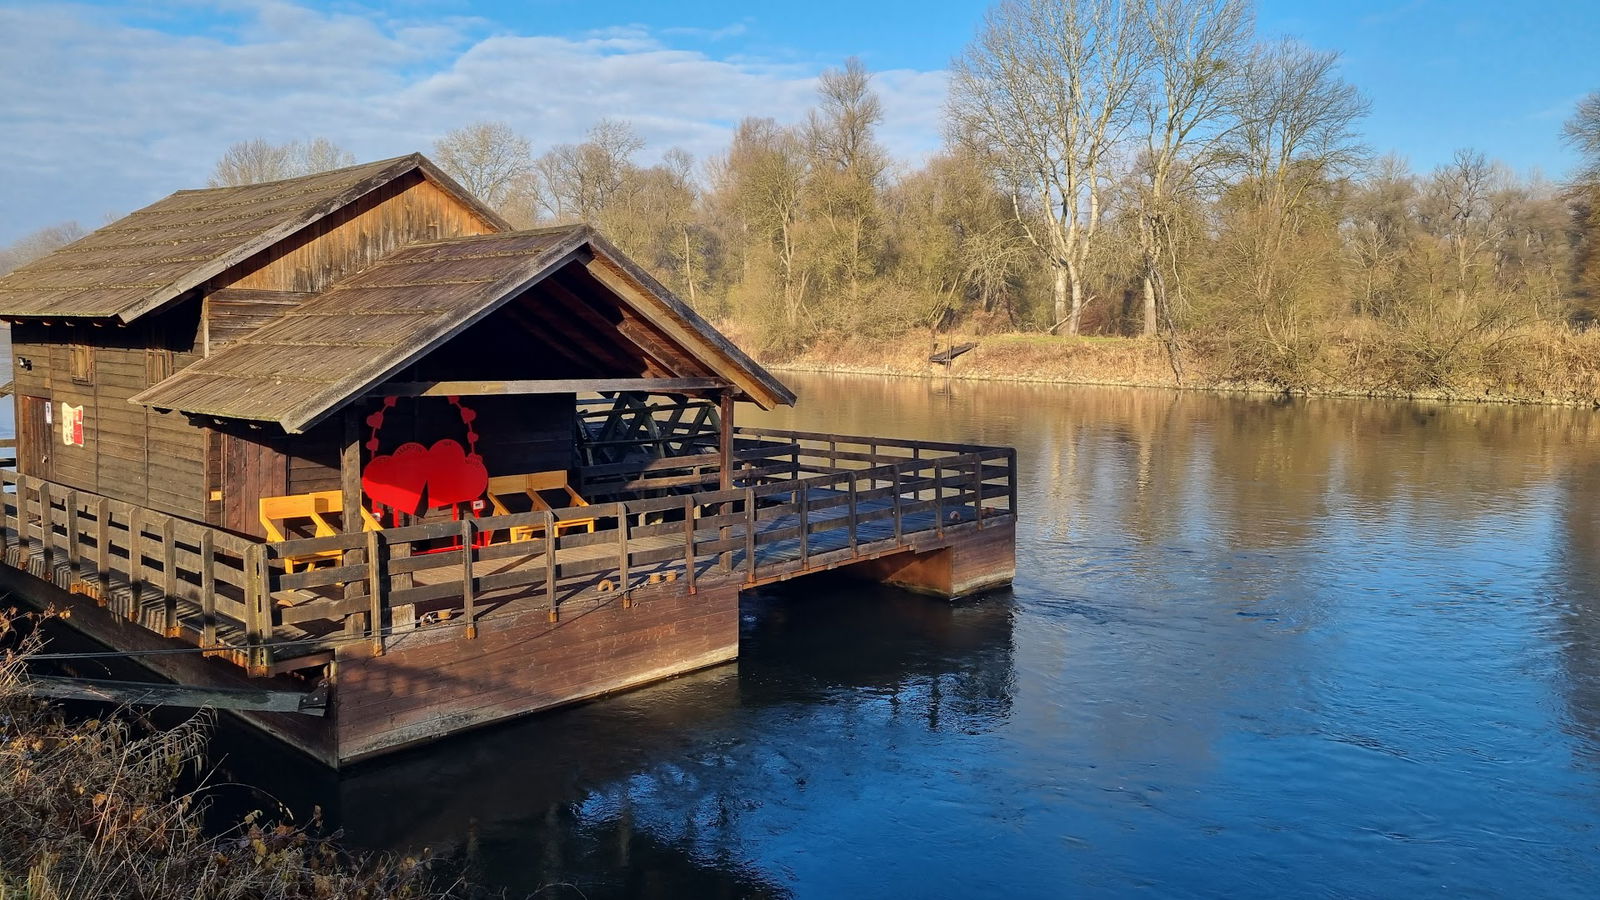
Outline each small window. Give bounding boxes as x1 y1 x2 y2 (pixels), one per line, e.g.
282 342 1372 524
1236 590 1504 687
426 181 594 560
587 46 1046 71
147 349 173 384
69 345 94 385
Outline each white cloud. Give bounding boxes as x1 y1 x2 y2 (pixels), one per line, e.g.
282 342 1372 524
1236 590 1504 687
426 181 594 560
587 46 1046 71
0 2 948 243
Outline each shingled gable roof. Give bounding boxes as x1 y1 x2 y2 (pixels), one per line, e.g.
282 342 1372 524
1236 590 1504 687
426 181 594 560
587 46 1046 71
0 154 509 322
130 225 796 433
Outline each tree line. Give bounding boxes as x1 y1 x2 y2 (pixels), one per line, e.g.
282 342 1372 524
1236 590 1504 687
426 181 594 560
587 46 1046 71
6 0 1599 393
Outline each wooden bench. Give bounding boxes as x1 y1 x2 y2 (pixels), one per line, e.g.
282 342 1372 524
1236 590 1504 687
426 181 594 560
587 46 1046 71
485 472 596 542
260 490 381 572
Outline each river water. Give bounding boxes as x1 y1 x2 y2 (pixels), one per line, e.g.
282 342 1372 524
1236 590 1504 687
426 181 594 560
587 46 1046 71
134 373 1600 895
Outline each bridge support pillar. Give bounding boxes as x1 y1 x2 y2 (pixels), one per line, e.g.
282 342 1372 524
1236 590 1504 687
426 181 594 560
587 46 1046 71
855 520 1015 598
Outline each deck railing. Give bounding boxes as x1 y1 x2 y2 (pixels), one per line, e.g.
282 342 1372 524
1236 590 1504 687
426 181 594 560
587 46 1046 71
0 469 267 668
1 430 1015 674
258 429 1015 664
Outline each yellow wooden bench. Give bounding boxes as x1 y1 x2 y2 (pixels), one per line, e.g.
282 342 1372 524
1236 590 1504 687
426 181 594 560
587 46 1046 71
260 490 381 572
486 471 596 542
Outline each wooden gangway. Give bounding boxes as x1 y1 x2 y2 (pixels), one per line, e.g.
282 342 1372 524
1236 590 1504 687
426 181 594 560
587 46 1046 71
0 428 1015 676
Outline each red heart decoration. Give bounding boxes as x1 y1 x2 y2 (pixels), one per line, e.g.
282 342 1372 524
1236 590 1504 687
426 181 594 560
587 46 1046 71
420 439 488 507
362 439 488 516
362 442 430 515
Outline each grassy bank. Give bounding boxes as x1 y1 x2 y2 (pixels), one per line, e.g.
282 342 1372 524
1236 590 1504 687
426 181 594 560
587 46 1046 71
0 611 463 900
749 326 1600 407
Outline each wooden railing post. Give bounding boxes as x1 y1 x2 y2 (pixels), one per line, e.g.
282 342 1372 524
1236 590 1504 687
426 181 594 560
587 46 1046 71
15 477 29 567
126 508 143 621
367 529 386 654
744 486 756 583
892 463 904 544
544 511 558 621
64 490 79 584
616 503 630 598
0 473 10 563
1007 448 1019 516
847 474 858 552
160 517 177 636
682 496 696 594
971 454 984 529
798 482 810 567
38 481 52 580
95 497 109 597
199 529 216 650
243 543 269 674
460 519 477 639
933 461 945 538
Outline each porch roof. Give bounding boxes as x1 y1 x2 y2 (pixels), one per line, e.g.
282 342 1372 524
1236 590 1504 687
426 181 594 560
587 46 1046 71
130 226 795 432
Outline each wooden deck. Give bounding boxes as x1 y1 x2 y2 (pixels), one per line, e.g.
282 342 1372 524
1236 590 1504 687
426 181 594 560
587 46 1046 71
0 428 1016 677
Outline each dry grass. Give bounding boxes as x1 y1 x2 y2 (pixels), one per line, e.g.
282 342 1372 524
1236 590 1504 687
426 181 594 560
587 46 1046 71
0 608 465 900
754 325 1600 406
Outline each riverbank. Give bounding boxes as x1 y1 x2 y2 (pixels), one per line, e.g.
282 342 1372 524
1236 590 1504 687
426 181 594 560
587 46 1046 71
750 328 1600 407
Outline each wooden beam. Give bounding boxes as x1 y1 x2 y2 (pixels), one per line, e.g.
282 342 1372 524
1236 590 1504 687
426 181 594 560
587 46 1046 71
374 378 729 398
719 390 734 491
340 406 363 533
21 675 327 716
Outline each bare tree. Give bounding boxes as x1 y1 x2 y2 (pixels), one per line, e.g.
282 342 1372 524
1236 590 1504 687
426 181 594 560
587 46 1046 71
536 119 645 221
804 57 888 310
207 138 355 186
1564 91 1600 183
1420 149 1508 312
723 117 812 331
432 122 533 208
1228 40 1368 312
950 0 1152 335
0 221 86 275
1136 0 1253 338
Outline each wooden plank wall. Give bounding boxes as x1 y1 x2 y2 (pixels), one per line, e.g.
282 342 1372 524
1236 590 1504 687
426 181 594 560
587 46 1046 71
333 582 742 763
10 310 208 520
205 289 312 352
214 173 498 296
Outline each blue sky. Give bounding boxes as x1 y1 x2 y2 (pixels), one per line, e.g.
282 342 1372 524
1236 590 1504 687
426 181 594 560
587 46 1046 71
1 0 1596 244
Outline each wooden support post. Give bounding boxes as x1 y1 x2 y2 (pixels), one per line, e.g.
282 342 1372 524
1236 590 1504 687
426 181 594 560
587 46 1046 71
341 407 367 605
543 511 557 621
682 495 696 594
160 517 177 636
933 462 945 537
718 390 734 490
718 390 735 576
199 529 216 650
460 519 476 639
367 529 385 655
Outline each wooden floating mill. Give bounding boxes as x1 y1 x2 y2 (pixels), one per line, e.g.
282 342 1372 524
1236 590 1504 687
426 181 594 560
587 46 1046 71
0 155 1018 766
